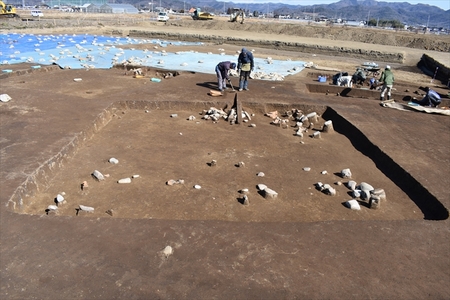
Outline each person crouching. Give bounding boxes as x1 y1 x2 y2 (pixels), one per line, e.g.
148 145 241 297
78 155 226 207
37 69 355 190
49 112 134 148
414 87 442 107
215 61 236 92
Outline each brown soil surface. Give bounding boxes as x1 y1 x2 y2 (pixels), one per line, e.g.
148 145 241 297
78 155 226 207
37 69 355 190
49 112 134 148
1 15 449 300
21 108 420 222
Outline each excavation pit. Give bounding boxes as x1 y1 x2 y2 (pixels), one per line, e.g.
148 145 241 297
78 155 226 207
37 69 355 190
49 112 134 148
9 100 444 222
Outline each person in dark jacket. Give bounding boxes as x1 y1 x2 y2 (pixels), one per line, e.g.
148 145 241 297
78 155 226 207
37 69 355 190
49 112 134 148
237 48 254 91
352 67 366 85
215 61 236 92
414 87 442 107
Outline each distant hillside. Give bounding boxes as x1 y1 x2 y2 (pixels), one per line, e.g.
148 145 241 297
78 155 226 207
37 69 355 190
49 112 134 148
22 0 450 27
206 0 449 27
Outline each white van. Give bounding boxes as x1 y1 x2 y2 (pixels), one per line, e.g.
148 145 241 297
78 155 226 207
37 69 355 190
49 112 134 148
31 10 44 17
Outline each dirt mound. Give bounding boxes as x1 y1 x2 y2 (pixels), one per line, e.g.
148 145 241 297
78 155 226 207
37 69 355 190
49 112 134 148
167 19 450 52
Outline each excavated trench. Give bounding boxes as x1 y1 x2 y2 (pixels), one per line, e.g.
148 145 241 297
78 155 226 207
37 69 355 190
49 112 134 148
6 99 448 221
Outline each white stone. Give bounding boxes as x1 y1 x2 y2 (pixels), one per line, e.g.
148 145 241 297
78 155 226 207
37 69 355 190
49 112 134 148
347 180 357 190
359 182 374 191
345 200 361 210
352 190 361 198
118 178 132 184
341 168 352 178
73 78 82 82
371 188 385 196
257 172 265 177
243 195 249 205
323 120 334 133
194 185 201 189
79 205 94 212
56 194 65 203
370 195 381 209
0 94 12 103
372 189 386 201
162 245 173 257
47 205 58 211
307 112 319 123
170 114 178 118
92 170 105 181
312 131 321 139
264 188 278 199
109 157 119 164
257 184 267 191
132 175 140 178
306 112 317 118
324 186 336 196
303 167 311 172
240 188 249 194
321 170 328 175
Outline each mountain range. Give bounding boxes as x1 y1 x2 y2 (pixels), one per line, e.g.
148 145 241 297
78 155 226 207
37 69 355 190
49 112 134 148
140 0 449 27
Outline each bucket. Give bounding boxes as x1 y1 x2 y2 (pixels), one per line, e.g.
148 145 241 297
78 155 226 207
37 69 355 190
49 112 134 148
318 76 327 83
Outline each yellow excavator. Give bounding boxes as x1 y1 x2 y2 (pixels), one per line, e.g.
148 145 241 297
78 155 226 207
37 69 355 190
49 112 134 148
0 1 20 18
192 8 213 20
229 8 245 24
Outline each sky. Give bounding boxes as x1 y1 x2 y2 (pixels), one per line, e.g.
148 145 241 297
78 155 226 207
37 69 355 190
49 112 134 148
228 0 450 11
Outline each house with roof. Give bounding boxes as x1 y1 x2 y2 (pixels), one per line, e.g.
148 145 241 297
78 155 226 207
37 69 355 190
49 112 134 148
79 3 99 13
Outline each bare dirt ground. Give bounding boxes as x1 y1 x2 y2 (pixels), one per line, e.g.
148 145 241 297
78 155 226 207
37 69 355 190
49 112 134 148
21 108 421 222
1 14 449 300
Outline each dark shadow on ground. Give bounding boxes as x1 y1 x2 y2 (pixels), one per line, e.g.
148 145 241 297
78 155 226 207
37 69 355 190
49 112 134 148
323 107 449 221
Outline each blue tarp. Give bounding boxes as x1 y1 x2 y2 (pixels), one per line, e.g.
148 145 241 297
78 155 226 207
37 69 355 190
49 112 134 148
1 33 306 79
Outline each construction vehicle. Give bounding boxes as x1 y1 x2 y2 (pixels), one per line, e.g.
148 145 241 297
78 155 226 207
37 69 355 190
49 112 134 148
0 1 20 18
192 8 213 20
229 8 245 24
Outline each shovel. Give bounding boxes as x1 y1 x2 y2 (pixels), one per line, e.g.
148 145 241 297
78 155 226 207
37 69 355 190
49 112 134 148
227 79 236 93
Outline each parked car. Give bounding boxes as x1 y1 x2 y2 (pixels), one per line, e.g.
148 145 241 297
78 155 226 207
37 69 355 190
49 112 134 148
31 10 44 17
157 12 169 22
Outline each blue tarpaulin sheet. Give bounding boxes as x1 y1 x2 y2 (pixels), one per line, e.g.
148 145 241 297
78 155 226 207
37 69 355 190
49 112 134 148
1 33 305 80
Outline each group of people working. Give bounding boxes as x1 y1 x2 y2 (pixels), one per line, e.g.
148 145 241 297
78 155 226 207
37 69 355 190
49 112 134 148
215 47 254 92
337 65 441 107
216 50 442 108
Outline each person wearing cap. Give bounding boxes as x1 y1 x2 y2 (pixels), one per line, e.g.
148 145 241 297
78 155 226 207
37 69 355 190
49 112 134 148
215 61 236 92
379 65 395 101
237 48 254 91
352 67 366 85
414 87 442 107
